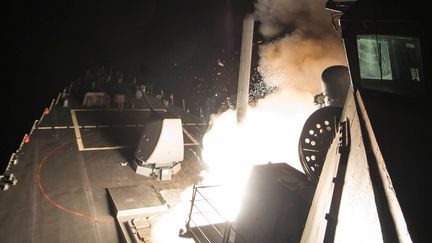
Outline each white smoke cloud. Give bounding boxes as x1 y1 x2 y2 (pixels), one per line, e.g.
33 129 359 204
254 0 334 39
254 0 347 95
258 33 347 95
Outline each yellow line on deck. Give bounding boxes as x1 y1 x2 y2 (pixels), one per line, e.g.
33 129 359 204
72 108 167 112
70 110 85 151
182 127 200 145
81 145 133 151
184 143 200 146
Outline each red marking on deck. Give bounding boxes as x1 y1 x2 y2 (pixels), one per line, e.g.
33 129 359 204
36 138 114 223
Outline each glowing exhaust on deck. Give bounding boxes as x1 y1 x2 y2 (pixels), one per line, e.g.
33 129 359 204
151 0 348 241
150 90 314 243
200 90 314 219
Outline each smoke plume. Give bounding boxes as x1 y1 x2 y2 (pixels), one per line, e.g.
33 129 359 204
255 0 347 95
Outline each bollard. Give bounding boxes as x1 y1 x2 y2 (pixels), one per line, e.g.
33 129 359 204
63 99 69 108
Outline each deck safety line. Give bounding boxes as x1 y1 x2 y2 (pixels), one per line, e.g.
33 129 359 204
72 108 167 112
81 145 132 151
70 110 85 151
63 109 203 151
183 127 200 145
37 122 207 130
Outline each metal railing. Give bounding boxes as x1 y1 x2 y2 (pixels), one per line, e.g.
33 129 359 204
2 87 67 191
184 184 244 243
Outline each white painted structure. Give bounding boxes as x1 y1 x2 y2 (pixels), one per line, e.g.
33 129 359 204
301 91 412 243
133 118 184 180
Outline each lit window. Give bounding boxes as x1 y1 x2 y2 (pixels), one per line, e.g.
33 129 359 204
356 35 423 96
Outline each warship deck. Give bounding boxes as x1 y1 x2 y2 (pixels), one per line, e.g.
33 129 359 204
0 92 207 242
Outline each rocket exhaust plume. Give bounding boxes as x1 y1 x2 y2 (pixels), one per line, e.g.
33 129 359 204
152 1 348 242
236 14 254 123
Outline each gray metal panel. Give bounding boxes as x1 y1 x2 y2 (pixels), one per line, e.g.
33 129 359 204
134 116 163 164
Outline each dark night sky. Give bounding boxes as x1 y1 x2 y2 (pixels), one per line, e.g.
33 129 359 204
2 2 430 241
3 0 256 164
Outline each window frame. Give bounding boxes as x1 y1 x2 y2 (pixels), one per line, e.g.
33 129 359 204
356 34 424 96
